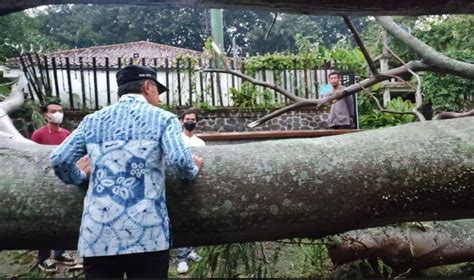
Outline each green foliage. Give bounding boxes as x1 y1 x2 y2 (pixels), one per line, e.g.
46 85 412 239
420 51 473 114
1 6 369 60
243 14 368 55
359 96 416 129
173 53 198 69
229 82 257 107
0 86 9 96
191 240 335 278
229 81 281 109
193 100 217 111
0 11 64 61
243 41 367 77
21 100 46 130
422 70 474 114
296 240 333 278
414 15 474 52
244 53 301 75
377 258 393 277
414 16 474 114
326 40 367 74
191 243 274 278
362 15 473 114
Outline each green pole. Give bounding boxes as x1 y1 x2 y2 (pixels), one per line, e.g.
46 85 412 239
210 9 224 49
210 9 224 67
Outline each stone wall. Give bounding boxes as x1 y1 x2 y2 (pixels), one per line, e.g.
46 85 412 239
14 107 331 138
188 108 330 133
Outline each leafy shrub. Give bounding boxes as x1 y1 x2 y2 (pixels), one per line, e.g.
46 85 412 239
229 81 279 108
243 40 367 77
421 50 474 113
359 97 416 129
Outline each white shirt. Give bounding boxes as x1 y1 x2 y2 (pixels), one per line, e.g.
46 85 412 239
182 133 206 147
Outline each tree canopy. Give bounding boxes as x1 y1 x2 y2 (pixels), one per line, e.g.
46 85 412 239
0 5 368 58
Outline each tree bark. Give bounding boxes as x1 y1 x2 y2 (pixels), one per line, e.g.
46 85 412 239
328 220 474 271
0 117 473 250
0 0 473 17
434 110 474 120
0 85 30 140
376 16 474 80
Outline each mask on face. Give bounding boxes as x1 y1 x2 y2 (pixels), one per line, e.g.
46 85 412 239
48 112 64 124
183 121 196 131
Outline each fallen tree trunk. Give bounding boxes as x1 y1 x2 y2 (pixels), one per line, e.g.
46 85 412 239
0 117 473 250
0 0 473 16
328 219 474 271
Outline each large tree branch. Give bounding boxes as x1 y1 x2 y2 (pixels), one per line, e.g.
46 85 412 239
434 110 474 120
0 117 473 249
328 220 474 271
343 16 378 76
376 16 474 80
0 82 23 114
1 0 473 17
207 60 432 126
204 68 302 103
208 40 438 126
0 80 32 142
207 17 471 127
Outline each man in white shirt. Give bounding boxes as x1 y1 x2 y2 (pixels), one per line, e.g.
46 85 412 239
181 109 205 147
176 108 205 274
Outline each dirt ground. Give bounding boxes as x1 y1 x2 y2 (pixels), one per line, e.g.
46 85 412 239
3 244 471 278
0 250 192 278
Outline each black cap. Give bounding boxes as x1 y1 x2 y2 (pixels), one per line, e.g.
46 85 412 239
116 65 168 94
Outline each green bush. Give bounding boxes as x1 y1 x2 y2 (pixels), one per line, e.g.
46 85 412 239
421 50 474 113
359 97 416 129
229 81 280 109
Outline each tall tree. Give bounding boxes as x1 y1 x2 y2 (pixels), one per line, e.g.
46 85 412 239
0 11 57 60
3 5 370 56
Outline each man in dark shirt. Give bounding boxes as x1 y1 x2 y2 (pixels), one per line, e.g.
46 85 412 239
327 71 354 129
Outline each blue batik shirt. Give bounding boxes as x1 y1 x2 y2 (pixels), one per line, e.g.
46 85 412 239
50 94 198 257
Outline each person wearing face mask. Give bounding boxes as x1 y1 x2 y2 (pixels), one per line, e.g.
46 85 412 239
49 65 202 278
31 101 71 145
180 109 205 148
31 101 76 272
174 108 205 274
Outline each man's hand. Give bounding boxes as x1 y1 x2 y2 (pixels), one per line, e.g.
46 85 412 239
192 154 203 170
76 155 91 177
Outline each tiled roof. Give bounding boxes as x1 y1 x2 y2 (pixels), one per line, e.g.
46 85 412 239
7 41 204 69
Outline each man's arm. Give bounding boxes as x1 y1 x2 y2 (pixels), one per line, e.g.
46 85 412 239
49 120 88 185
161 117 200 179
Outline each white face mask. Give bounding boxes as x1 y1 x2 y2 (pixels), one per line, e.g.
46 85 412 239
48 112 64 124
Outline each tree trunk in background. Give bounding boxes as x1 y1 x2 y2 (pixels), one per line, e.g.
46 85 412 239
0 117 473 250
0 0 473 16
328 219 474 271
